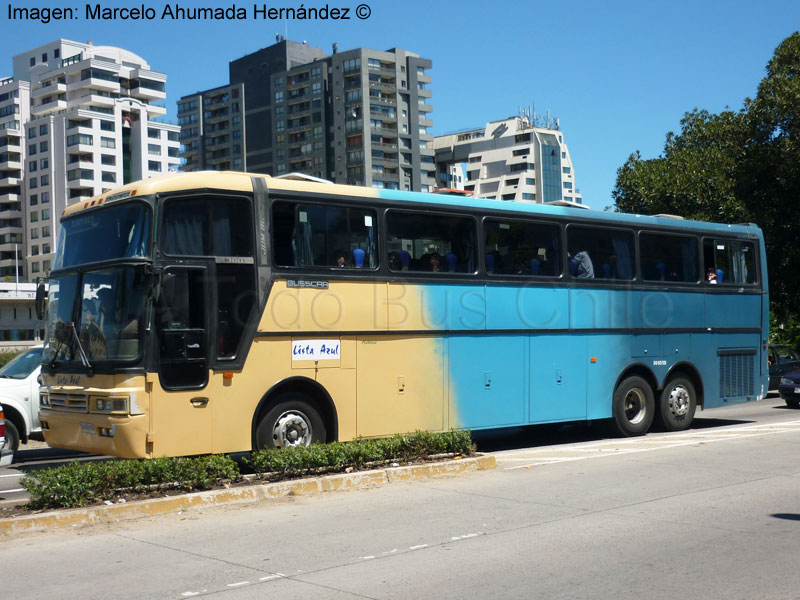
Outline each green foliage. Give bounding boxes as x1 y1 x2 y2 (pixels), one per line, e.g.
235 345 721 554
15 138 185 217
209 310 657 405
613 32 800 343
0 350 23 368
248 430 474 480
22 454 241 510
20 431 474 511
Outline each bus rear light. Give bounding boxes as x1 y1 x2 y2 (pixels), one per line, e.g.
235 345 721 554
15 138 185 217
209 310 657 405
0 410 5 437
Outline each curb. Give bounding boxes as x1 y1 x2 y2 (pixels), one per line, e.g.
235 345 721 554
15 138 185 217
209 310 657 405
0 454 496 536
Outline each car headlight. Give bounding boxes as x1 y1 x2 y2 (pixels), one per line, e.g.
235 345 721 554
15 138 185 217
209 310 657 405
780 377 794 385
89 396 129 415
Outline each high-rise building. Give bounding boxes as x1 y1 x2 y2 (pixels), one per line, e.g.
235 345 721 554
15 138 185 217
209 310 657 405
434 115 583 206
180 39 435 192
1 39 180 281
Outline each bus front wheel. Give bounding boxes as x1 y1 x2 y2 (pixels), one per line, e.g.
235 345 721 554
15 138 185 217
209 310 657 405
658 377 697 431
611 376 654 437
255 394 327 450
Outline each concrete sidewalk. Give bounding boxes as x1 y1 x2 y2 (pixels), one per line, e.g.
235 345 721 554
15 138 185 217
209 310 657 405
0 455 496 536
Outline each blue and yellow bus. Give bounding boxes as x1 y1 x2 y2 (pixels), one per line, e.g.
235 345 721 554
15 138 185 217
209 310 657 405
38 171 769 458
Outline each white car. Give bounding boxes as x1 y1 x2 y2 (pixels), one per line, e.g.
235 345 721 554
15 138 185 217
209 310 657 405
0 403 11 467
0 346 43 465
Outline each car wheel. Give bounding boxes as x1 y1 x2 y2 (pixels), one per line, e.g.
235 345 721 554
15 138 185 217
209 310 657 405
785 398 800 409
2 419 20 464
610 376 654 437
657 377 697 431
255 394 326 450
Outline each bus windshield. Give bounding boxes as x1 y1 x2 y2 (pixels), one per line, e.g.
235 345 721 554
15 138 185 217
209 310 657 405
53 202 151 270
43 267 151 365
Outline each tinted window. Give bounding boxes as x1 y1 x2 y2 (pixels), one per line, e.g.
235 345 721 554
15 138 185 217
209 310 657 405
567 226 634 280
386 211 476 273
703 239 757 285
272 201 376 268
640 232 699 283
484 219 561 276
161 197 252 257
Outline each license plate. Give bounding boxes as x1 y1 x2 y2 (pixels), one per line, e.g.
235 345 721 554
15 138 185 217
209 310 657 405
80 422 95 435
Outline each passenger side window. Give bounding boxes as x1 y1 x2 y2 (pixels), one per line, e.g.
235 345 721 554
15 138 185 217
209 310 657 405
566 226 634 280
483 219 562 276
703 239 757 285
271 201 377 268
639 232 699 283
386 211 476 273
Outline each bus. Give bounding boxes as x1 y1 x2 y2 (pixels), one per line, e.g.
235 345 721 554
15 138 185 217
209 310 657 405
37 171 769 458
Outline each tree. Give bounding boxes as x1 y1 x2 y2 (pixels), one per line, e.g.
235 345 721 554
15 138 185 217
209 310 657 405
612 32 800 343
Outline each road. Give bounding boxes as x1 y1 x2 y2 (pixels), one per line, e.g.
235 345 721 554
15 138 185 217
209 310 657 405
2 395 799 599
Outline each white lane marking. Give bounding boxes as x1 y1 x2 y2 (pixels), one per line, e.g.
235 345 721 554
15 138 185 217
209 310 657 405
382 549 398 555
0 473 21 478
409 544 428 550
226 581 250 587
181 592 200 597
2 488 24 493
259 574 285 581
359 555 375 560
502 424 800 470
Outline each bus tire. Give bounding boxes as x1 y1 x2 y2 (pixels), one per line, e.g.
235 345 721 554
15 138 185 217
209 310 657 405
255 394 326 450
611 376 654 437
658 377 697 431
2 419 19 464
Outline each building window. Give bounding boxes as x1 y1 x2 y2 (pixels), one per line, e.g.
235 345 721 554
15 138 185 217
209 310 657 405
101 137 116 149
42 226 50 238
28 143 36 155
41 208 50 221
29 177 37 189
30 211 39 223
147 127 161 139
41 191 49 204
29 160 37 172
29 194 38 206
30 228 39 240
101 171 116 183
39 124 48 136
30 57 35 67
100 120 115 132
148 161 162 172
39 141 48 152
275 91 284 103
42 243 51 254
101 154 115 165
148 144 161 156
40 158 49 169
31 262 40 273
40 174 49 186
31 245 39 256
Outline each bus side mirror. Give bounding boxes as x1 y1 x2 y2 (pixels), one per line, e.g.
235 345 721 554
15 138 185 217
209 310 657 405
35 281 48 321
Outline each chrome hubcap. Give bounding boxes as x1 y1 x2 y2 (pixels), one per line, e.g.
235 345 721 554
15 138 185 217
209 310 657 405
624 388 647 424
667 385 690 418
272 410 312 448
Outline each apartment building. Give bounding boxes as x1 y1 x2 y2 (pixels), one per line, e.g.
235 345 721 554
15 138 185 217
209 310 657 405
181 38 436 192
2 39 180 281
434 115 583 206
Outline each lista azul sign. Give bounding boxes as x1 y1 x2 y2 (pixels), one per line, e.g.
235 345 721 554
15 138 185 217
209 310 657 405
291 339 341 361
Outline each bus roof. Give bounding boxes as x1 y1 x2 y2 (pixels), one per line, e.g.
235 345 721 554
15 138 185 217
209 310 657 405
62 170 761 237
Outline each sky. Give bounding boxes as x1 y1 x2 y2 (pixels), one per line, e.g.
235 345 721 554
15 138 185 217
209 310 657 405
2 0 798 209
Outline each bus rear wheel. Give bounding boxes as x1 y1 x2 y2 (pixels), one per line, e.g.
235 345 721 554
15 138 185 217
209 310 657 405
611 376 654 437
255 394 327 450
658 377 697 431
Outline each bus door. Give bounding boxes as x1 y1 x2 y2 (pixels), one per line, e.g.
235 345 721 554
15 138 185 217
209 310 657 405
153 264 214 456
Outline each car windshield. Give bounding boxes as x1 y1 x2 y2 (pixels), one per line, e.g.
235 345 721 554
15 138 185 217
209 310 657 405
0 348 43 379
43 267 151 364
53 202 151 270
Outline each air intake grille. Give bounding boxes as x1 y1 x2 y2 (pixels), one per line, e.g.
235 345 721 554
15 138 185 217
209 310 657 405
719 350 755 398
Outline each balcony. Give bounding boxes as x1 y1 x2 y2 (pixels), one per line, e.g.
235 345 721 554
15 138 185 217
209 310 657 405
76 93 117 108
146 104 167 117
0 176 20 186
0 192 20 203
0 208 22 220
131 85 166 101
68 77 120 94
32 98 67 116
0 156 21 170
32 82 67 99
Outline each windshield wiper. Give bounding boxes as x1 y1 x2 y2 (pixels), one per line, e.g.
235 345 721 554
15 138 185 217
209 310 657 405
49 321 92 370
68 321 92 370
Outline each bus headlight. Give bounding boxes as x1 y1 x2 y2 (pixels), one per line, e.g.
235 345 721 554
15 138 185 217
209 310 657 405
40 393 49 407
90 396 129 415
